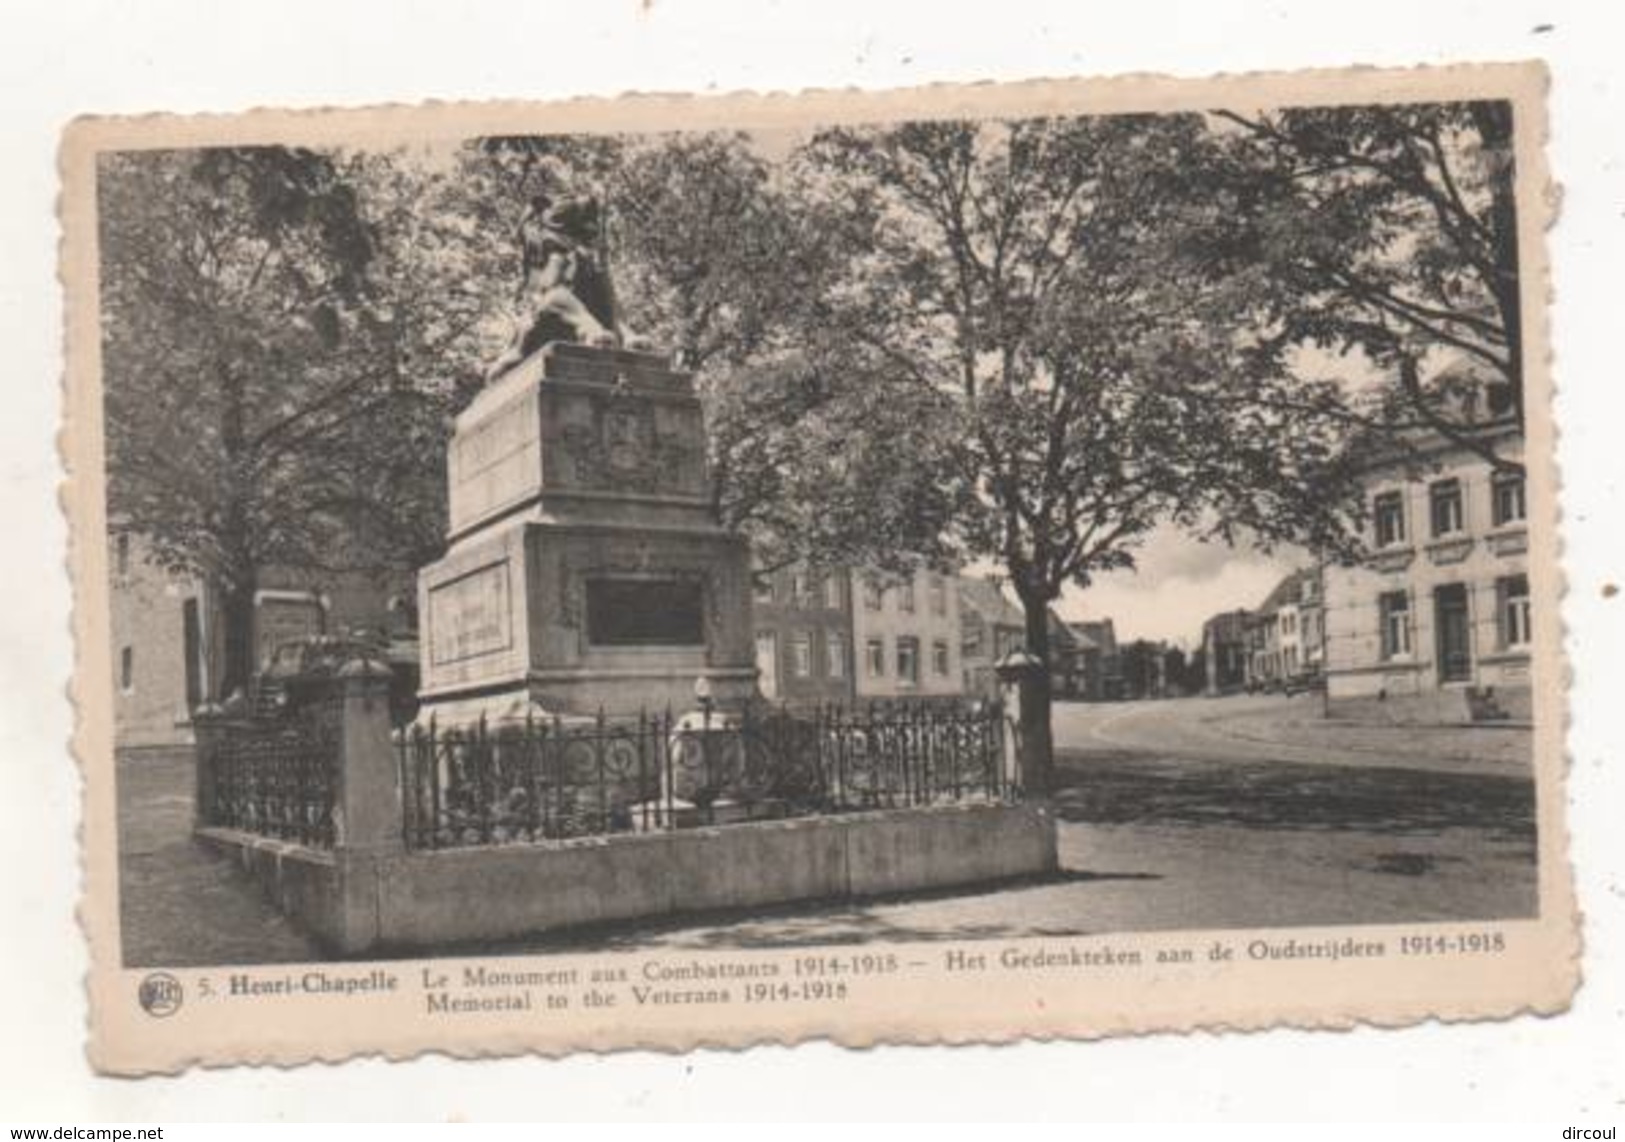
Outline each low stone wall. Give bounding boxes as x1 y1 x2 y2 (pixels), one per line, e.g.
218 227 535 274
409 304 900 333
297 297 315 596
200 802 1058 956
195 827 347 943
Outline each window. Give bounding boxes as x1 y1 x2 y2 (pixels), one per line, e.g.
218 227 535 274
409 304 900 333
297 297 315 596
865 637 886 678
899 580 916 613
896 637 920 685
1379 591 1411 658
823 576 843 610
1373 491 1406 547
1492 473 1526 526
1371 490 1410 545
862 578 883 611
964 628 983 656
115 532 130 578
791 631 813 678
119 646 134 692
932 640 951 677
790 571 811 606
827 632 847 679
753 574 776 604
929 576 947 616
1500 574 1532 647
1430 478 1464 537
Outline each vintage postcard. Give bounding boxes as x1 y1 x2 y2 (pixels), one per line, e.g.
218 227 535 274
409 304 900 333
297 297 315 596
64 62 1574 1074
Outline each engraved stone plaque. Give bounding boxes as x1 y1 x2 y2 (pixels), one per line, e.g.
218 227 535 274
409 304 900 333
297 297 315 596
428 560 513 666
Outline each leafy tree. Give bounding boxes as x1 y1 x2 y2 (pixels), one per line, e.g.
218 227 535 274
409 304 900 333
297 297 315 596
98 146 460 696
1207 102 1523 469
797 117 1367 788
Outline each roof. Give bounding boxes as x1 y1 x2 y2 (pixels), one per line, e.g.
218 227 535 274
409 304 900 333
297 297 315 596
1068 626 1101 653
1047 608 1080 651
1069 619 1117 654
957 577 1025 629
1256 569 1315 616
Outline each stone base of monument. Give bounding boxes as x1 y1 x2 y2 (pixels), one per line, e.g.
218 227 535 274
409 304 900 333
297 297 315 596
414 342 758 724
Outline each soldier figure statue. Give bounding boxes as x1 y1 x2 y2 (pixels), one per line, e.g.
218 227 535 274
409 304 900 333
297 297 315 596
484 192 642 383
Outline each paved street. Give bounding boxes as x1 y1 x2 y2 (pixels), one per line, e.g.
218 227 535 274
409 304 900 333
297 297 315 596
1052 692 1533 778
119 695 1536 965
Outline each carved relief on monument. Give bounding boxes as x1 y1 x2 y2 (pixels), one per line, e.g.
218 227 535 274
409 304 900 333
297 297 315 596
556 396 704 496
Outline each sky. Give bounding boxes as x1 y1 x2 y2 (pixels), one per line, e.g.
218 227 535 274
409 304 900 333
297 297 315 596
1054 525 1302 649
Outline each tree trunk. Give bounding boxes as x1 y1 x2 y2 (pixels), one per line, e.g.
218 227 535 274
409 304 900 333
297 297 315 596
219 565 258 701
1018 593 1055 798
217 365 256 700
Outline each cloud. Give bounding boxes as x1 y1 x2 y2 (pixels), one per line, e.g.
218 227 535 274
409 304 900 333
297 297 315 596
1058 524 1306 647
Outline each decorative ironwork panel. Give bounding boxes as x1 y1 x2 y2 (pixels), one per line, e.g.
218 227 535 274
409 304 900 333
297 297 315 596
196 698 340 847
395 700 1015 852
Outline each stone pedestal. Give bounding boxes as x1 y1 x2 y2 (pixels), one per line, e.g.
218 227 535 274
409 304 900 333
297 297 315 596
416 343 756 723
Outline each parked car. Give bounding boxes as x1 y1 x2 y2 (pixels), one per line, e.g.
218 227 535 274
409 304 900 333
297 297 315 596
1281 671 1325 697
255 632 421 727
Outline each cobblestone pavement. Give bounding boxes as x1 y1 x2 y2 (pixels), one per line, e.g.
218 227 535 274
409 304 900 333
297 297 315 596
117 748 320 968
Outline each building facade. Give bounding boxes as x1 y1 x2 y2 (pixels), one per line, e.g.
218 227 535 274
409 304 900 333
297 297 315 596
1323 422 1531 722
851 566 964 701
1201 609 1251 696
1068 619 1123 701
958 578 1026 699
750 565 856 706
1118 639 1173 700
109 529 417 750
109 532 211 750
1246 569 1319 687
1046 610 1087 699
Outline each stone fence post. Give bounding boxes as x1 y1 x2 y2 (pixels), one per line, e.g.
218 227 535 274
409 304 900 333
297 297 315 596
333 657 404 855
328 656 403 955
190 702 225 832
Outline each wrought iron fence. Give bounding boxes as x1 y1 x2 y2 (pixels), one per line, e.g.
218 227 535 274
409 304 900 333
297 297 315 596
396 701 1017 851
195 698 342 847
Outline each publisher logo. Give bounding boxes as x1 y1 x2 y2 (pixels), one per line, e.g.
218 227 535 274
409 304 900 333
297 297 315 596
137 972 183 1018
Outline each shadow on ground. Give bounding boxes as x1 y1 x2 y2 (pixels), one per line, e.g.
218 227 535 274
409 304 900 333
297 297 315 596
1055 749 1536 846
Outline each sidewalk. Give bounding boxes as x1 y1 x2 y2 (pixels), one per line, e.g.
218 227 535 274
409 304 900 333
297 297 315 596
118 748 320 968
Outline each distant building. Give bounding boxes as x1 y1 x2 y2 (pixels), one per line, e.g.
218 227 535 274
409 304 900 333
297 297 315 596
958 578 1026 699
1068 619 1122 701
1119 639 1173 700
1247 569 1319 687
750 564 855 706
851 566 963 701
1323 411 1530 722
1046 610 1087 698
1201 609 1250 696
109 529 417 750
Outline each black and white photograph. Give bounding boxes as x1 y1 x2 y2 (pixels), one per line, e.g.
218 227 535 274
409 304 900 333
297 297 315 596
63 63 1573 1071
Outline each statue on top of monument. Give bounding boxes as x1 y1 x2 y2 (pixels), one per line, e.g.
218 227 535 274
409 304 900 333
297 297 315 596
484 192 647 382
